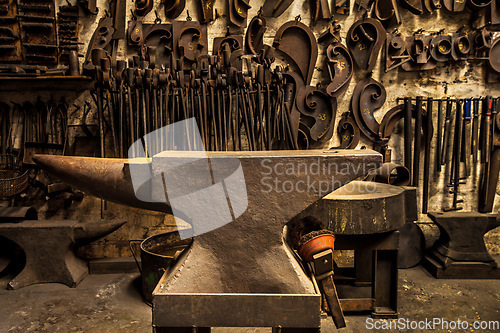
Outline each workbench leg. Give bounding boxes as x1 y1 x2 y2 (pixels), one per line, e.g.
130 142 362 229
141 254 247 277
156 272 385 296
272 328 320 333
371 250 398 319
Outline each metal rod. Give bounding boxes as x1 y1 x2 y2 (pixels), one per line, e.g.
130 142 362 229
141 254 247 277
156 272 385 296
422 97 432 214
413 96 423 188
404 97 413 182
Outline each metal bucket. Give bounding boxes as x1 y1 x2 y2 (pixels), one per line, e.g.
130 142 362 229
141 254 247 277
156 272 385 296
130 231 192 305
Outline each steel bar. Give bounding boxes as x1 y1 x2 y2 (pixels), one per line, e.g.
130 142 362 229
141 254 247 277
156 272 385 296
435 99 443 173
404 97 412 181
472 98 480 165
461 98 472 177
422 97 432 214
441 98 453 165
449 99 463 211
413 96 423 187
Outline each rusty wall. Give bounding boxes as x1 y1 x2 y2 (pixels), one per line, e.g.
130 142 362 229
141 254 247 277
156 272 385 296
0 0 499 258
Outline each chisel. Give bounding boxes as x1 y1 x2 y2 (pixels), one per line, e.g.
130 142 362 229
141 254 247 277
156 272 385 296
435 99 443 173
471 97 480 165
461 98 471 177
441 97 453 165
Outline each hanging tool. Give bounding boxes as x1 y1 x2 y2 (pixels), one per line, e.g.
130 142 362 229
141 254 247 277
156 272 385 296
441 97 453 166
412 96 423 187
311 0 331 23
472 97 480 165
404 97 412 179
435 99 443 174
273 19 318 86
445 99 463 212
422 97 433 214
479 98 499 213
346 17 387 72
261 0 294 17
461 98 472 177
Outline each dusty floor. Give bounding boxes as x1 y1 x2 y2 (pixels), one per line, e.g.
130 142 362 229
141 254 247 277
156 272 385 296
0 258 499 333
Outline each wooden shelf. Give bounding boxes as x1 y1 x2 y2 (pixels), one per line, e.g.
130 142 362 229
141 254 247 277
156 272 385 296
0 75 93 91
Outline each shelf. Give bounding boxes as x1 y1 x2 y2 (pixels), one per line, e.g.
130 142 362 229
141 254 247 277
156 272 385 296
0 75 93 91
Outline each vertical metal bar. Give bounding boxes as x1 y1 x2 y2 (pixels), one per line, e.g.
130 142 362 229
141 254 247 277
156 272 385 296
452 99 463 209
404 97 412 181
442 98 453 165
422 97 432 214
413 96 422 187
435 99 443 173
471 98 480 165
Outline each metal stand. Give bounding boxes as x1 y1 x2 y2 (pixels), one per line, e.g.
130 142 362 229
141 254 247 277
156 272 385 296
289 182 415 319
335 232 399 319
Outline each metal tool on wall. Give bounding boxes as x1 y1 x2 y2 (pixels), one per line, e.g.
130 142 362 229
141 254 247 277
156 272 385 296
391 96 499 213
228 0 250 27
332 112 360 149
77 0 97 14
198 0 215 23
310 0 331 23
322 24 353 99
385 31 410 72
57 2 79 63
261 0 294 17
0 0 22 62
445 99 463 211
18 0 58 64
346 17 386 72
479 96 499 213
373 0 401 27
443 0 466 12
246 14 267 56
401 30 436 71
400 0 423 14
83 16 115 75
350 78 388 150
86 36 335 156
273 18 318 86
163 0 185 19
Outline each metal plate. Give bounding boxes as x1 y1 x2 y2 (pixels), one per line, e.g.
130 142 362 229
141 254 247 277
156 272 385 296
346 18 386 72
273 20 318 85
325 42 353 98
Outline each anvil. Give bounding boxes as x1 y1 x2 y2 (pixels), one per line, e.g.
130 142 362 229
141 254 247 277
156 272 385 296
0 219 126 289
34 149 381 332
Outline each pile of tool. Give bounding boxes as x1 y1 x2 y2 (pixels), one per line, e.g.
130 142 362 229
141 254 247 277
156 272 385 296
18 0 57 64
57 2 79 65
0 0 81 76
395 96 499 214
0 98 68 165
385 28 499 74
84 15 352 156
357 0 500 26
88 45 337 157
0 0 21 62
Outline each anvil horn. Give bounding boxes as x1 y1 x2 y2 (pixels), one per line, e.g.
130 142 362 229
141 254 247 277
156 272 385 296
74 219 127 243
32 154 171 213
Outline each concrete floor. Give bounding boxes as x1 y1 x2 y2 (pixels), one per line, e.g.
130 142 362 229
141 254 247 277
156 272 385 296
1 259 499 333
